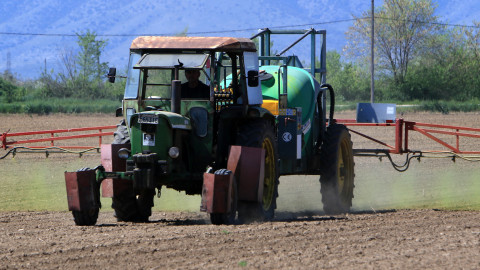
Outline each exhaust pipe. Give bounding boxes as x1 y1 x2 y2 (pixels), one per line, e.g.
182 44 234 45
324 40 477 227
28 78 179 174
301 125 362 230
171 80 181 114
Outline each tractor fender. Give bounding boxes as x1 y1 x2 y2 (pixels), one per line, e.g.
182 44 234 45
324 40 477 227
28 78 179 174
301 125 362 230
248 106 276 127
200 145 265 214
227 145 265 202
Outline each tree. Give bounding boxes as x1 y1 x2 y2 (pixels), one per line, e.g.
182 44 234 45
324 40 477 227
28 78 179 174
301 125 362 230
76 30 109 95
0 77 17 103
464 21 480 98
345 0 439 84
320 51 370 101
465 21 480 61
40 30 110 99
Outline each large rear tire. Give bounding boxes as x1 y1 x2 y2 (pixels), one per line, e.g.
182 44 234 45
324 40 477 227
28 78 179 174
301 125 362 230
319 124 355 215
113 119 130 144
236 119 279 222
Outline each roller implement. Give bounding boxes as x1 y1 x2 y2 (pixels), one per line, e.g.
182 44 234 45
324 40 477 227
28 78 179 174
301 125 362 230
64 29 355 225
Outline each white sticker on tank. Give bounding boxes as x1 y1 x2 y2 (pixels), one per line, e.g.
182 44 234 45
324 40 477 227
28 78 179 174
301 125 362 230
297 134 302 159
143 133 155 146
302 119 311 134
386 106 395 114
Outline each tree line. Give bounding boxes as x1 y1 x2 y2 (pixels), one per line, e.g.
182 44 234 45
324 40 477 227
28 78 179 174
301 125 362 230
0 30 124 105
325 0 480 103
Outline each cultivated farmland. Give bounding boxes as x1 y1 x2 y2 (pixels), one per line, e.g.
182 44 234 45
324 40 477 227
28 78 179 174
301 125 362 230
1 112 479 269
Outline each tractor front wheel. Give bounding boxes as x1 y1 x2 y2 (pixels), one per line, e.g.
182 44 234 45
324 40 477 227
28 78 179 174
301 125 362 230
319 124 355 215
236 119 279 222
112 189 155 222
135 189 155 222
72 208 99 226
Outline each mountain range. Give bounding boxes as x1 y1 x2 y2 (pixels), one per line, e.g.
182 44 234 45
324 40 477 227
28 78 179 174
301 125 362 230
0 0 478 79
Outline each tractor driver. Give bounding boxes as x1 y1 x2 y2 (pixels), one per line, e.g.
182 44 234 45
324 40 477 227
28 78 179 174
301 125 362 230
181 69 210 99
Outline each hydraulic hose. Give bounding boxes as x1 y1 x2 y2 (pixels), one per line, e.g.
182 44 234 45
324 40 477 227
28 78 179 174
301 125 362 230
320 83 335 124
315 84 335 151
0 146 99 159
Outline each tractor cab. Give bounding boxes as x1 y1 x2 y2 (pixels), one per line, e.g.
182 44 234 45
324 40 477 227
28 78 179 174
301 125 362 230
119 37 262 119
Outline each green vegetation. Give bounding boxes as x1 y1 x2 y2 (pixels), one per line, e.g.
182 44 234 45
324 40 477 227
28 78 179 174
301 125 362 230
0 156 200 212
352 160 480 211
0 30 124 114
1 155 478 212
0 98 120 114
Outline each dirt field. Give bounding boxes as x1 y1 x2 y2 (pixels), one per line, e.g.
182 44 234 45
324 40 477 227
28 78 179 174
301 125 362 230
1 112 480 269
1 210 479 269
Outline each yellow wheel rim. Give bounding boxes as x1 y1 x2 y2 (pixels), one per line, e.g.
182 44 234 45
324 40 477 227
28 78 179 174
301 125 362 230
338 137 353 200
262 137 276 211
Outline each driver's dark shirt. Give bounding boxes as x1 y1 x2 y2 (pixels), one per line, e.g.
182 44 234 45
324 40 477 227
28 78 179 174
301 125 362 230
181 81 210 99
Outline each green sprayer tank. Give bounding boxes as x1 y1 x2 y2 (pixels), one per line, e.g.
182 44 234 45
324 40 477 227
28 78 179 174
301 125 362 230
260 65 321 159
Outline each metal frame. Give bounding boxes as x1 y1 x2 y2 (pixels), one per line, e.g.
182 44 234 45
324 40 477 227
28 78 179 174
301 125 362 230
1 125 117 150
336 119 480 155
251 28 326 83
251 28 328 119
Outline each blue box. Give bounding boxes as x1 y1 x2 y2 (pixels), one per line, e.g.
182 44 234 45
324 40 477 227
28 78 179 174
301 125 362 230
356 103 396 123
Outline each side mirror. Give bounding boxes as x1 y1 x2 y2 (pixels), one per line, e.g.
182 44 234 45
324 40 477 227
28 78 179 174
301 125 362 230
115 107 123 117
247 70 259 87
108 67 116 83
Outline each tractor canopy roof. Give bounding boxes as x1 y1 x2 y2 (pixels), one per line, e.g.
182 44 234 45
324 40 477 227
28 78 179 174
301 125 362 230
130 36 257 53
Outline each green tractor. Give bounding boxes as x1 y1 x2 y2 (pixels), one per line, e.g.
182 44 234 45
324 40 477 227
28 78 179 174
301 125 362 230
64 29 355 225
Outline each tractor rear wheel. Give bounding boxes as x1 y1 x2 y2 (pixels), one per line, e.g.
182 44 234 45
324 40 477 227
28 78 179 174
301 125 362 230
72 208 99 226
113 119 130 144
236 119 279 222
319 124 355 215
210 170 238 225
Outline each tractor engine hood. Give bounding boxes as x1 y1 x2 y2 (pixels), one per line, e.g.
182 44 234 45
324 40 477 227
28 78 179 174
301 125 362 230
130 111 192 131
128 110 192 172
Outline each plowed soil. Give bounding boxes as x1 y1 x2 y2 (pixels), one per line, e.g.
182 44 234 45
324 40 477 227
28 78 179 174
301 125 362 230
1 210 479 269
1 112 480 269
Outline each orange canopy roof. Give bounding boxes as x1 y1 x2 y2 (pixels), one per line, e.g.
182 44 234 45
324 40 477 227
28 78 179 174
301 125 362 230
131 36 257 52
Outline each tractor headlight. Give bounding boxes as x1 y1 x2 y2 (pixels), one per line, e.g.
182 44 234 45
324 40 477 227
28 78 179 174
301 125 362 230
168 147 180 159
118 148 131 159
